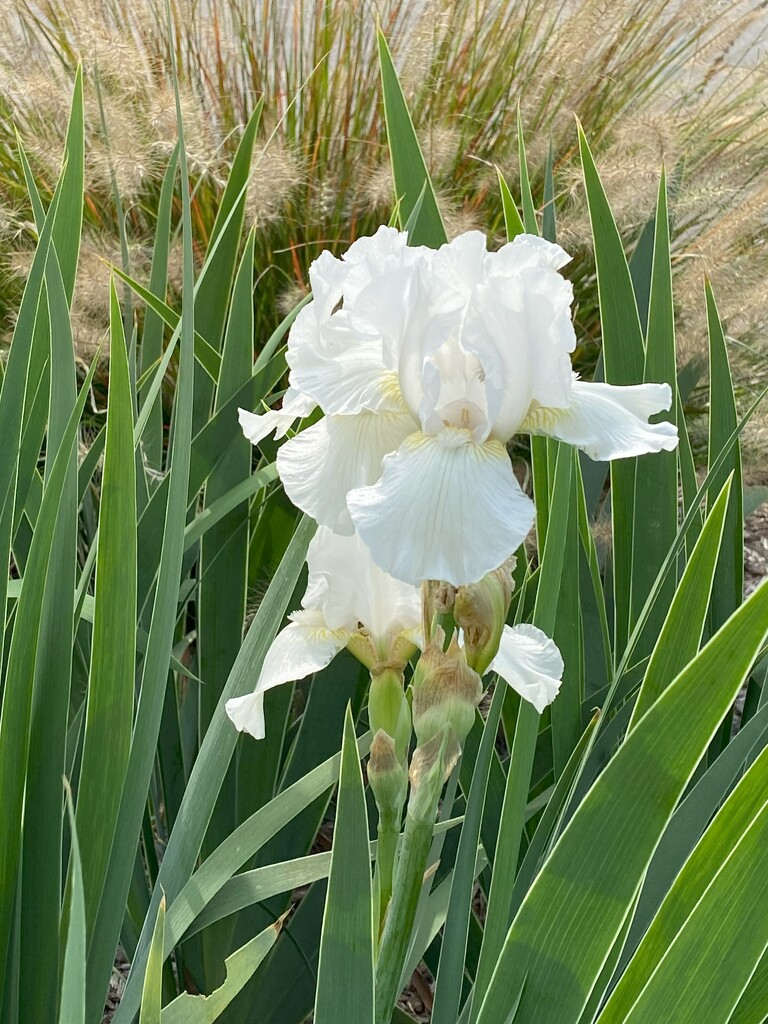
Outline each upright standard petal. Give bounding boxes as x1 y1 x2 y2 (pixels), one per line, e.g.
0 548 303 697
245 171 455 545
347 428 535 587
522 378 679 461
277 410 414 534
498 233 572 272
490 623 563 713
225 609 348 739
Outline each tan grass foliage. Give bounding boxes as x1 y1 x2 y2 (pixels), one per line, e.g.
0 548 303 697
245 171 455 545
0 0 766 423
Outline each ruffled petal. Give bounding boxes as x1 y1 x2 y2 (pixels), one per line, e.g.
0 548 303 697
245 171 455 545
522 378 678 460
278 410 415 534
476 267 574 437
347 428 535 587
307 249 349 321
341 225 422 303
490 623 563 713
286 228 422 417
226 610 348 739
225 692 266 739
497 233 572 271
238 388 316 446
305 526 422 638
288 336 404 416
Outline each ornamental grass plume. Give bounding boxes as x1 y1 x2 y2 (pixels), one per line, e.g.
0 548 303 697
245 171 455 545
0 0 767 428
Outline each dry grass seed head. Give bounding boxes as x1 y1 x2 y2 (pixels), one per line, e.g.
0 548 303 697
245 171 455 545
246 132 305 227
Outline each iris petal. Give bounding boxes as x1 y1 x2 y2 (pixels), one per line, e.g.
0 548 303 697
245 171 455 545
490 623 563 713
238 388 315 447
225 611 348 739
523 378 678 460
347 428 535 587
278 410 414 534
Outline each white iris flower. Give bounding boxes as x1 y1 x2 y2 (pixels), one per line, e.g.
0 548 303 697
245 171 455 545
226 527 564 739
226 526 421 739
240 227 678 586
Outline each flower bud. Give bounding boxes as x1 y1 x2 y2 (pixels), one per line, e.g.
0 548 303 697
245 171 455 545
411 637 482 748
368 729 408 823
454 556 516 675
368 667 412 763
407 726 458 822
434 582 457 615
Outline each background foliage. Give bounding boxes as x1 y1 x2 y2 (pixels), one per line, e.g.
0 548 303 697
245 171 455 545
0 5 767 1024
1 0 768 466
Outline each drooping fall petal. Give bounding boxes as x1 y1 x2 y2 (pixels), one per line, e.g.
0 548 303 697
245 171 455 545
348 428 535 586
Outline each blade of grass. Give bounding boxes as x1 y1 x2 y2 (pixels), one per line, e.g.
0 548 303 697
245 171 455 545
578 124 645 655
75 281 137 938
140 145 179 474
162 917 282 1023
377 27 446 247
475 579 768 1024
111 518 316 1024
729 952 768 1024
597 745 768 1024
621 697 768 977
86 37 197 1021
0 350 99 995
18 245 78 1023
166 732 371 966
629 477 731 728
198 227 257 986
497 169 525 240
504 712 600 931
706 280 744 631
139 896 166 1024
51 65 84 304
470 444 573 1020
542 141 556 243
630 169 678 655
59 787 86 1024
551 450 584 777
193 101 262 428
431 681 506 1024
314 709 375 1024
516 109 538 234
0 176 63 688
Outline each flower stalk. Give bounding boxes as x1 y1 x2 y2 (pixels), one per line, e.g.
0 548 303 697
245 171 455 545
374 727 457 1024
367 668 411 922
368 728 407 924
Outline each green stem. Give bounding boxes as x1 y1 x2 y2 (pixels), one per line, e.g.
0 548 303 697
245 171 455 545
375 731 449 1024
375 814 436 1024
374 810 400 927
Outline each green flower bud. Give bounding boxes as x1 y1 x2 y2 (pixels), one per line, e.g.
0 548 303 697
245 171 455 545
454 556 516 675
368 667 412 763
411 637 482 748
368 729 408 823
